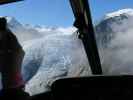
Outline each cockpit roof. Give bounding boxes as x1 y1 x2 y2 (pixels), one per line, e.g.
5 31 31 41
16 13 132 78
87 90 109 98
0 0 22 5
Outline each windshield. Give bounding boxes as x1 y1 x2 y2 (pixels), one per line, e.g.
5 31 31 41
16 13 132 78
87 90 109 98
1 0 133 96
0 0 91 95
90 0 133 75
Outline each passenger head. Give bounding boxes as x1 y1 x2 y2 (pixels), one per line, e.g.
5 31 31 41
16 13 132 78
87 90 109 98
0 17 7 30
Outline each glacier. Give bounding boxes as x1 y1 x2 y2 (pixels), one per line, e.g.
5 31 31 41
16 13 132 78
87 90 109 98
22 33 91 95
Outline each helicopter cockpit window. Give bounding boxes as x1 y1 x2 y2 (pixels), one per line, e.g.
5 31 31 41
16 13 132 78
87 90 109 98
0 0 91 96
90 0 133 75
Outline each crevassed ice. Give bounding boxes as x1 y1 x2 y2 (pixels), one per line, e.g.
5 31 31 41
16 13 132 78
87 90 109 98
22 33 91 95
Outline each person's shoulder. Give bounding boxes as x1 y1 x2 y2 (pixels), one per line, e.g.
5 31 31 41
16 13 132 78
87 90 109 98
6 28 16 38
6 28 13 34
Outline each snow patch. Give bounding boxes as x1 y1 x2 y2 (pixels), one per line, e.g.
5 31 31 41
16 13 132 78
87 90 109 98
105 8 133 19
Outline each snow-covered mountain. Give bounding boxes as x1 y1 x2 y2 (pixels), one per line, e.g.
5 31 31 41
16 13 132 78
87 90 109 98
95 8 133 75
5 16 77 44
95 8 133 48
5 17 43 44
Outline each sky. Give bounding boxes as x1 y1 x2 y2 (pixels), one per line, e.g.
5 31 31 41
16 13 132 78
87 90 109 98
0 0 74 27
0 0 133 27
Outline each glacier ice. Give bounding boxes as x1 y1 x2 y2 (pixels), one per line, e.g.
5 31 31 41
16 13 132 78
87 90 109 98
22 33 91 95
